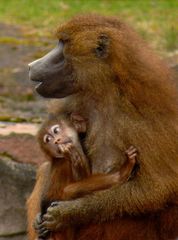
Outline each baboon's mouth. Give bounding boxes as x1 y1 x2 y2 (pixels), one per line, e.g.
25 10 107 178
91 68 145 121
35 82 43 90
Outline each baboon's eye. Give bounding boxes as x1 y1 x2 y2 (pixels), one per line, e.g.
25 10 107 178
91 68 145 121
51 125 61 134
95 34 109 58
43 134 52 143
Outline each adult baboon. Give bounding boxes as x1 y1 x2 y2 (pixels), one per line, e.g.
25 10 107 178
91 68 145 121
28 14 178 240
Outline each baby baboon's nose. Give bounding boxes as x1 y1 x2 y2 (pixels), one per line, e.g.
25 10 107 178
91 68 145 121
54 138 61 144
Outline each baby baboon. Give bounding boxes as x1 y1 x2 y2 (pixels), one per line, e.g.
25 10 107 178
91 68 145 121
28 113 137 240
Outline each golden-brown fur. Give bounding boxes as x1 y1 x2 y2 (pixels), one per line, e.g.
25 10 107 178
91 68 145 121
41 14 178 239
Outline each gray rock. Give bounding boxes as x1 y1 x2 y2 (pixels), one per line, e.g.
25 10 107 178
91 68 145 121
0 234 26 240
0 156 36 239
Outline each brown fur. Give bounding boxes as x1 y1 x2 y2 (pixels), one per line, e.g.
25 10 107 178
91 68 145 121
43 14 178 239
27 162 51 240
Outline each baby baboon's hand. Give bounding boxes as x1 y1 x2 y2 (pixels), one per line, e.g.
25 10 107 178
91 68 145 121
59 143 84 168
125 146 138 163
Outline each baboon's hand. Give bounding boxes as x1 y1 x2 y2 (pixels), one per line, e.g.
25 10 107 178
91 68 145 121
42 201 72 231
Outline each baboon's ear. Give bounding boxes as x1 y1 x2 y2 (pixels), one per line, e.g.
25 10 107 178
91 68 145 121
95 34 110 58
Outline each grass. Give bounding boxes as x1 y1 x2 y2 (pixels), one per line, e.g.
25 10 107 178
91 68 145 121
0 0 177 54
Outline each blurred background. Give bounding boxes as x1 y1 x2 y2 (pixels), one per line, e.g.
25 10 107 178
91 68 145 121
0 1 177 239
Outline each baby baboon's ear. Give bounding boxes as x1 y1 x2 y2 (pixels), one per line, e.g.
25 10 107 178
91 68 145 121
70 113 87 133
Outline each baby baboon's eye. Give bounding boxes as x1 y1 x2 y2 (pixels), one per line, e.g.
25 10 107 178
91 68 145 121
43 134 52 143
51 125 61 134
